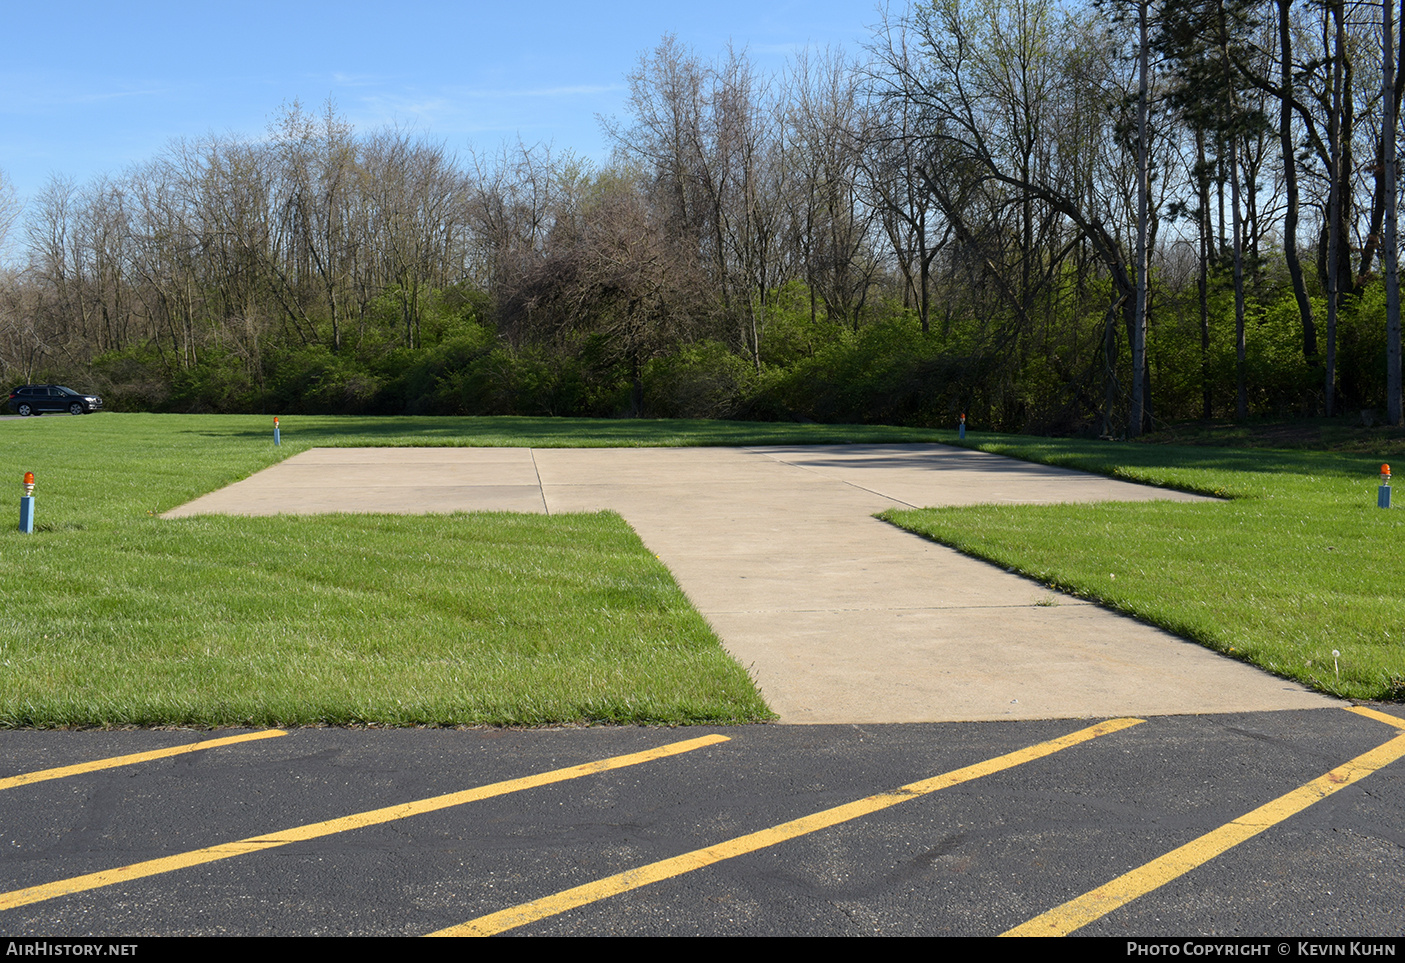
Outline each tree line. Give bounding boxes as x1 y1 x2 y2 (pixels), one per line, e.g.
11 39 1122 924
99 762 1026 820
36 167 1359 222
1 0 1402 433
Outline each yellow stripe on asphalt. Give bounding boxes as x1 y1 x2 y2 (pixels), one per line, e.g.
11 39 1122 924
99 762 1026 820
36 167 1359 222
0 730 287 791
430 717 1144 937
1348 705 1405 731
0 733 729 912
1004 722 1405 936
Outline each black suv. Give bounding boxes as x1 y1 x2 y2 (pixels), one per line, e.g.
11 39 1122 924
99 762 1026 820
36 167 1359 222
7 385 103 416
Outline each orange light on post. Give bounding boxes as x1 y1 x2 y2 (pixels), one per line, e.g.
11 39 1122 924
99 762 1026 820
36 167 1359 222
1380 464 1393 509
19 471 34 532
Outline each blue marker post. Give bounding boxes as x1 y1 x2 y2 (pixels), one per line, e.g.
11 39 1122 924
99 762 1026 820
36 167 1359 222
273 416 281 447
1380 464 1392 509
958 413 966 441
19 471 34 533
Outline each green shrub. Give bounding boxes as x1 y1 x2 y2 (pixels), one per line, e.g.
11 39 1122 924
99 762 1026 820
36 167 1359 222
644 342 755 419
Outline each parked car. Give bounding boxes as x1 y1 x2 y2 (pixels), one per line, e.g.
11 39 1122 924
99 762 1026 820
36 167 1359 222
7 385 104 416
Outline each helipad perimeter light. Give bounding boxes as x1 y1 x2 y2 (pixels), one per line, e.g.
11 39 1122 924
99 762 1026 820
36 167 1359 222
19 471 34 533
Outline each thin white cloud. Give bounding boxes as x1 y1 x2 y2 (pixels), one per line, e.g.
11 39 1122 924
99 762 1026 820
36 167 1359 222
0 74 172 111
358 94 457 116
68 86 171 105
750 42 811 57
346 84 626 131
328 72 387 88
449 84 623 99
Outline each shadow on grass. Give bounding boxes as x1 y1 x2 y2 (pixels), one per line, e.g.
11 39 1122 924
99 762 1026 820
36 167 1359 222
179 415 955 449
961 434 1384 483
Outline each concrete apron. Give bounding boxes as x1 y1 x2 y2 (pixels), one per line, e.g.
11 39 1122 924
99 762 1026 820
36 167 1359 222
166 445 1339 724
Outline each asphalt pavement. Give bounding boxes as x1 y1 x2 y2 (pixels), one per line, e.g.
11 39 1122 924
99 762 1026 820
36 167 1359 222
1 708 1402 937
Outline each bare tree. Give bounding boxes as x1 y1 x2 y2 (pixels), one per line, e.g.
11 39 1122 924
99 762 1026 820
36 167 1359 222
1384 0 1402 424
862 87 946 335
0 167 20 263
608 37 803 369
499 165 703 413
789 47 881 334
467 140 565 319
873 0 1142 429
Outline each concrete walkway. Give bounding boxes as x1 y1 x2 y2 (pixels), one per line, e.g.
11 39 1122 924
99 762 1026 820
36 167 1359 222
166 445 1339 723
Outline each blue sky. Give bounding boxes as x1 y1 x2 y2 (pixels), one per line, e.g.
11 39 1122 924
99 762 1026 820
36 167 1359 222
2 1 887 209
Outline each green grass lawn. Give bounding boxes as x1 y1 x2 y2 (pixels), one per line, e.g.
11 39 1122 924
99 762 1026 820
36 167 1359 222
0 413 947 728
884 432 1405 703
6 412 1400 724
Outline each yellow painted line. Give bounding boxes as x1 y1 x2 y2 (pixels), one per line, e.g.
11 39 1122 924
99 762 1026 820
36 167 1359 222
0 733 728 912
1347 705 1405 731
0 730 287 791
1003 728 1405 937
431 717 1144 937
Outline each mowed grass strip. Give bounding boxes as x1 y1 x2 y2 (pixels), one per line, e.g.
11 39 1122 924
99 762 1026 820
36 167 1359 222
2 512 768 726
884 434 1405 702
5 413 959 726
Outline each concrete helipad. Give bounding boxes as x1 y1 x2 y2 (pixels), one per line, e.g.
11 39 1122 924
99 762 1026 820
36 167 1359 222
166 445 1339 723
